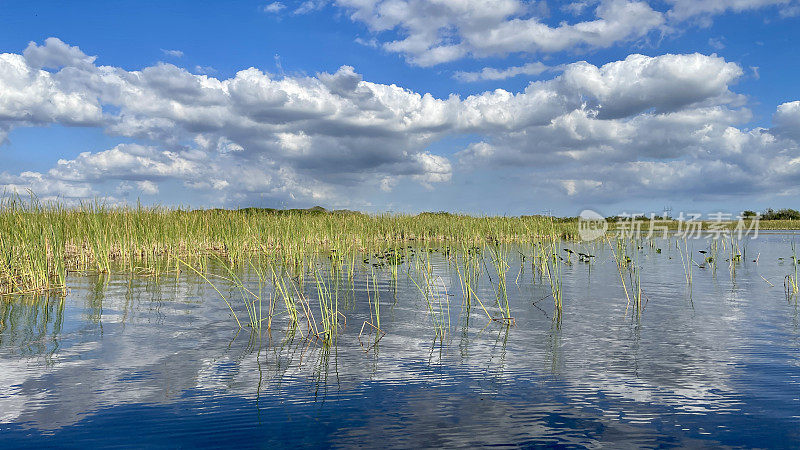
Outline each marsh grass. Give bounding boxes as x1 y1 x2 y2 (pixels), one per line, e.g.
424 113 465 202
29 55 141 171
409 249 452 337
453 245 495 324
0 196 577 297
607 237 644 317
677 238 694 294
22 196 800 344
534 232 564 320
359 267 385 350
786 243 799 300
489 242 513 322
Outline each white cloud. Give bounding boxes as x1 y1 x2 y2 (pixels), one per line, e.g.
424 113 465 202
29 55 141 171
22 37 96 69
335 0 664 66
263 2 286 13
275 131 312 152
773 101 800 141
194 65 217 75
295 0 327 14
562 1 602 16
160 49 184 58
412 152 452 186
0 171 95 202
136 180 159 195
455 102 800 203
561 179 603 196
667 0 794 21
464 0 664 56
454 62 551 82
49 144 200 182
781 4 800 15
331 0 799 66
0 47 103 141
708 37 725 50
3 38 800 209
456 141 495 167
354 37 379 48
556 53 743 119
379 176 397 192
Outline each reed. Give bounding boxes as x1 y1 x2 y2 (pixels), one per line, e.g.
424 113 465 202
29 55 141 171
489 242 512 320
677 238 693 288
629 245 643 316
607 237 644 317
359 266 384 344
408 249 451 337
453 245 494 323
786 243 799 300
0 196 577 296
311 269 332 342
534 231 563 319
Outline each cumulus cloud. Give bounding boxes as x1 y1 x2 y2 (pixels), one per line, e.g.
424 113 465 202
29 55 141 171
773 101 800 141
335 0 664 66
331 0 799 66
557 53 743 119
0 47 103 133
22 37 97 69
2 38 800 209
454 62 551 82
0 171 95 202
412 152 452 186
455 101 800 202
48 144 200 182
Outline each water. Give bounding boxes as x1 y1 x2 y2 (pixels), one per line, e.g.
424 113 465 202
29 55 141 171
2 234 800 447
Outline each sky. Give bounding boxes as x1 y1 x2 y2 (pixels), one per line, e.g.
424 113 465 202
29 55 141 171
1 0 800 216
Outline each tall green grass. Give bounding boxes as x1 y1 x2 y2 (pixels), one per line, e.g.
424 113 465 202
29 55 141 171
0 196 577 296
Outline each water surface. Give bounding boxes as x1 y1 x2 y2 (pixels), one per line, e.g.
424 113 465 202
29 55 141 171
2 234 800 447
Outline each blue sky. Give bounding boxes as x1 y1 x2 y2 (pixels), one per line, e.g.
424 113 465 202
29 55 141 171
1 0 800 216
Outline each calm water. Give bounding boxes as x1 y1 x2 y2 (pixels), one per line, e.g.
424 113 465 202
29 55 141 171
2 234 800 448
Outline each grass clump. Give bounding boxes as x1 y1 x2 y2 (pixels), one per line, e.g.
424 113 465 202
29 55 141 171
0 196 577 297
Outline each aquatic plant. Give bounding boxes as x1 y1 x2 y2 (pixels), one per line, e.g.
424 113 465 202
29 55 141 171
175 255 243 329
312 268 341 345
677 238 694 289
607 237 643 317
0 195 579 297
786 243 799 300
534 230 563 319
358 267 385 350
489 242 512 320
408 250 452 338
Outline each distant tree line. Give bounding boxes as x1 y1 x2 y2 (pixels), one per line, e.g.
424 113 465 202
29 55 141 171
743 208 800 220
193 206 800 220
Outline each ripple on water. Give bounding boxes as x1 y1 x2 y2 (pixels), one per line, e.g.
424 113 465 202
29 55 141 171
2 237 800 446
